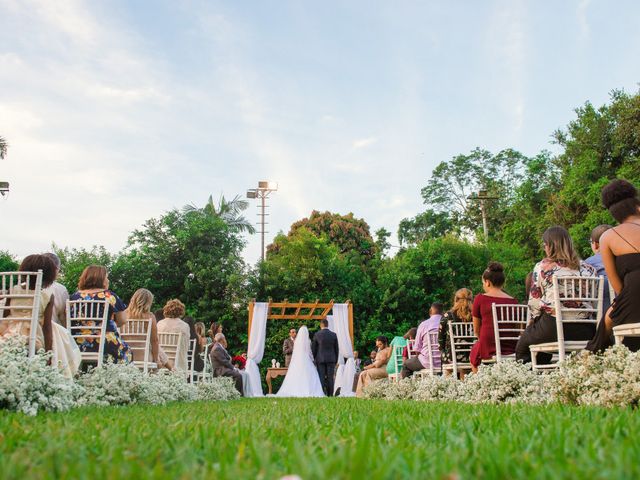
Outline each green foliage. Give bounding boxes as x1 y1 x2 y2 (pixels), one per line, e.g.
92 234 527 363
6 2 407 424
53 244 114 293
114 209 249 349
0 250 18 271
398 209 454 246
276 210 378 262
2 399 640 478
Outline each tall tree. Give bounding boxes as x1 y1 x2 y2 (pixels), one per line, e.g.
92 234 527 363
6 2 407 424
183 194 256 234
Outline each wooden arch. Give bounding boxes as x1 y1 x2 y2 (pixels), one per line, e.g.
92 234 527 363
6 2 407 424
248 299 354 345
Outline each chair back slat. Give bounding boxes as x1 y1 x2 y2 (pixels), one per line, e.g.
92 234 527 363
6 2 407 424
67 299 110 367
491 304 529 362
0 271 44 357
448 322 476 377
120 318 153 373
552 275 604 362
425 330 441 374
187 338 198 382
159 332 182 367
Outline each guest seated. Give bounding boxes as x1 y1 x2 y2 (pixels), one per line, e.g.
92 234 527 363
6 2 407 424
194 321 207 372
586 180 640 352
387 333 409 377
439 288 473 365
353 350 362 371
401 302 443 378
209 333 244 395
363 350 376 368
516 226 596 364
355 336 391 397
125 288 171 369
157 299 190 372
43 253 69 327
69 265 132 364
470 263 518 372
1 254 81 377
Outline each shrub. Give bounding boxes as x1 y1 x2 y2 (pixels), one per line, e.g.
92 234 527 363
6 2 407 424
413 375 463 402
76 362 146 406
197 377 242 401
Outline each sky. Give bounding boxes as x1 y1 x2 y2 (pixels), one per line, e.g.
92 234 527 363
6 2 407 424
1 0 639 265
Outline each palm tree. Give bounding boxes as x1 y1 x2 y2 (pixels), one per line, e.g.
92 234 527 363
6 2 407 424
184 194 256 234
0 136 7 159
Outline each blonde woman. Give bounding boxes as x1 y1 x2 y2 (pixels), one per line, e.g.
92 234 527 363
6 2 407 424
515 226 596 365
438 288 473 364
126 288 171 369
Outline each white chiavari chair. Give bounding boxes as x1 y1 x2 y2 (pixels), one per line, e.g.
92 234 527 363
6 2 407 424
0 270 43 357
492 304 530 362
441 322 476 378
120 318 157 374
67 299 110 367
530 276 604 371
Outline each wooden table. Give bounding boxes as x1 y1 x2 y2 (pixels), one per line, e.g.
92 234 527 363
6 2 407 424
266 367 288 394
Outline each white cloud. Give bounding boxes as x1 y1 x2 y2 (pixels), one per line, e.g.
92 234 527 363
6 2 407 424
352 137 378 149
577 0 591 38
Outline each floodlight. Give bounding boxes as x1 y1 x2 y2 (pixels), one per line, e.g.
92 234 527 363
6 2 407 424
246 190 257 199
267 182 278 191
258 181 269 189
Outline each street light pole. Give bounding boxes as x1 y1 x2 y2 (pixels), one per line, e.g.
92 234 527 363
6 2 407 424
247 181 278 261
467 189 499 243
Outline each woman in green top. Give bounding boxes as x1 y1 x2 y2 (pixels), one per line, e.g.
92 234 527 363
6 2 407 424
386 328 415 376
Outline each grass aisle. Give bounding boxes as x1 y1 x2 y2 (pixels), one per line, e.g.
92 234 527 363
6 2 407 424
0 398 638 479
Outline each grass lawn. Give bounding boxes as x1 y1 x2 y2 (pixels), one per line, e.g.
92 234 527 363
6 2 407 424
0 398 638 479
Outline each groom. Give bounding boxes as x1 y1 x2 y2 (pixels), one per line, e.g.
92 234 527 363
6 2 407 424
312 319 339 397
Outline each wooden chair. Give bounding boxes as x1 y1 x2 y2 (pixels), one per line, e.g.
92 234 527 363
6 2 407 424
530 276 604 371
414 331 441 379
67 299 110 367
120 318 157 374
441 322 476 378
388 343 405 383
159 331 183 370
607 285 640 345
0 271 44 357
201 341 214 382
491 304 530 362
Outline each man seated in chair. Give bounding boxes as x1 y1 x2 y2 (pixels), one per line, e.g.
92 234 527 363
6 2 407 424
209 333 243 395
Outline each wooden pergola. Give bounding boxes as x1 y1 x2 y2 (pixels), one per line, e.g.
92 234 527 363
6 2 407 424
248 299 354 345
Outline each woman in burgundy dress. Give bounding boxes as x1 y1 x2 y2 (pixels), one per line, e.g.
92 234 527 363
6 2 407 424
470 262 519 372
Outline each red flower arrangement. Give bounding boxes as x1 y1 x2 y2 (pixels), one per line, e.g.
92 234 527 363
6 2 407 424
232 355 246 370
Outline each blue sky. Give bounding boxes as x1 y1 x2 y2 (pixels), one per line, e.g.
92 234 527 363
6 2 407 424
1 0 639 264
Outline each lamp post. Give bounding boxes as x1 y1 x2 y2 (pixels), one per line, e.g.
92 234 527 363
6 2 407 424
467 189 499 243
247 181 278 261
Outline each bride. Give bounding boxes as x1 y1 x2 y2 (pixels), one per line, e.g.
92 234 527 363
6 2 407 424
276 326 325 397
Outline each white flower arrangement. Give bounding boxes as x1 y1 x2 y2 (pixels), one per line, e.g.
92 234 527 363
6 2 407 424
197 377 241 401
0 336 80 416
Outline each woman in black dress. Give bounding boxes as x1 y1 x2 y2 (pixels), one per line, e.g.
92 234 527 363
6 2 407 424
586 179 640 352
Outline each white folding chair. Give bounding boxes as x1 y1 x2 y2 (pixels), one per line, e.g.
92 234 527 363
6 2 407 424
187 338 197 382
492 303 530 362
159 331 183 370
0 271 44 357
387 343 405 383
530 276 604 371
201 341 214 382
414 331 441 379
406 339 416 357
442 322 476 378
67 299 110 367
120 318 157 374
611 283 640 344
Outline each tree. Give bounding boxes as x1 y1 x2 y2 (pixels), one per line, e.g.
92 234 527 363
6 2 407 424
418 148 530 239
274 210 378 262
0 250 19 271
183 194 255 234
398 209 454 246
548 88 640 257
53 244 114 294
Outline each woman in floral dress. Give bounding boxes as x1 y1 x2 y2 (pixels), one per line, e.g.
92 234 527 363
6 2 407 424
69 265 132 363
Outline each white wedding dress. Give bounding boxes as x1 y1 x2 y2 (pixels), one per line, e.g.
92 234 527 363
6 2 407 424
275 326 325 398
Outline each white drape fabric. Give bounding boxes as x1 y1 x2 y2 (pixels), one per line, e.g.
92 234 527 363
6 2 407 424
331 304 356 397
245 302 268 397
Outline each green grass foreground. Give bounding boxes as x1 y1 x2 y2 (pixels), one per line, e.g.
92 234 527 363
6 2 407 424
0 399 638 479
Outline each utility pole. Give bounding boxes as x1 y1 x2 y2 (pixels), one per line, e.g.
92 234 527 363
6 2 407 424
247 181 278 261
0 136 8 196
467 189 499 243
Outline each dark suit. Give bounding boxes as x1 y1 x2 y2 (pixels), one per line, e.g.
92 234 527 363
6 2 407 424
312 328 339 396
283 337 295 367
209 343 243 395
